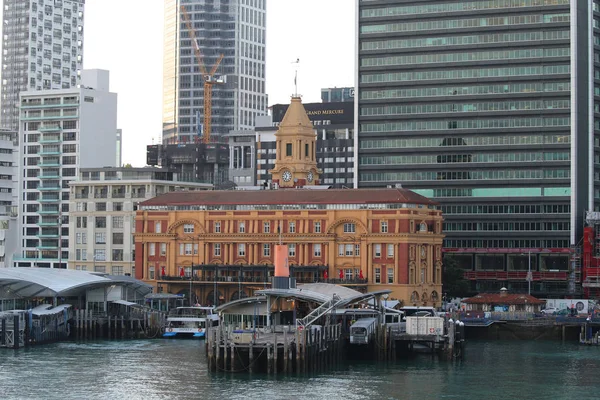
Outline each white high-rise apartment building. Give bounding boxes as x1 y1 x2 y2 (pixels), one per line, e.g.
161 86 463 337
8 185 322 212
68 167 212 276
0 129 18 268
162 0 267 144
1 0 85 132
15 69 117 268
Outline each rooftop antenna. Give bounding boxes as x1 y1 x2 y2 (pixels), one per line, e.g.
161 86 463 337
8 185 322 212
291 58 300 97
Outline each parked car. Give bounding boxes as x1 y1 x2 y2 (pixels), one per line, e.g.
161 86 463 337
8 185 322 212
554 308 572 316
541 307 559 315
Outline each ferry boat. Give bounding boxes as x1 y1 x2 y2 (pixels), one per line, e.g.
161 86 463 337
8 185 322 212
163 306 218 338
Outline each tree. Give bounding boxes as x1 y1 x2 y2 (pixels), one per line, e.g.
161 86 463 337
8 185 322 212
123 163 133 168
442 255 470 298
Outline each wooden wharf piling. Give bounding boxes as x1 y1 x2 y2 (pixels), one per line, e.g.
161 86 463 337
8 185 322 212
206 324 343 374
1 309 166 348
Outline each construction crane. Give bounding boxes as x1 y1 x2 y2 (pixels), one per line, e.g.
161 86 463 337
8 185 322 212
180 5 225 144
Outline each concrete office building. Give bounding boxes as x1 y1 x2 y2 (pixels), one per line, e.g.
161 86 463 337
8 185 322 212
15 69 117 268
68 167 211 276
146 142 230 187
356 0 596 296
1 0 85 132
162 0 267 144
227 129 256 187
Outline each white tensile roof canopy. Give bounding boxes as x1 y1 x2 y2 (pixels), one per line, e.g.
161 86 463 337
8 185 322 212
0 268 152 299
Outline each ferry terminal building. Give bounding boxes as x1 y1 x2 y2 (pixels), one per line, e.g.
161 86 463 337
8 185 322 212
134 97 444 306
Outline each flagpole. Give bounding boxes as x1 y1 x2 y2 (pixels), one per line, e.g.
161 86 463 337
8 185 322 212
292 58 299 97
294 70 298 97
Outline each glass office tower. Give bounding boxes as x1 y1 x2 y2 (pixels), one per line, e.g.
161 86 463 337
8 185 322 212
162 0 267 144
356 0 599 296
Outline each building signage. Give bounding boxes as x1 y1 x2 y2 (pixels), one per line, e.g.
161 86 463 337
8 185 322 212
546 299 589 314
272 101 353 125
586 211 600 221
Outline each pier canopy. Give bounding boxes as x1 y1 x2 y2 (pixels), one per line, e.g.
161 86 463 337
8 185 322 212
0 268 152 299
257 283 392 307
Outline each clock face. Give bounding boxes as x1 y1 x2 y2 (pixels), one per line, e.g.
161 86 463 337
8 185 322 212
307 171 314 182
282 170 292 182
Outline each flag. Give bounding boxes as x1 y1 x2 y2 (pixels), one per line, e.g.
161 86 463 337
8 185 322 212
359 270 364 280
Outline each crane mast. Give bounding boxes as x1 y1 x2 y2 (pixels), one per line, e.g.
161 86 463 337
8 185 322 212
180 5 225 144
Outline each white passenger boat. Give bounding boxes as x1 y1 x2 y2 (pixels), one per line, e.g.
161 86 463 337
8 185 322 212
163 306 218 338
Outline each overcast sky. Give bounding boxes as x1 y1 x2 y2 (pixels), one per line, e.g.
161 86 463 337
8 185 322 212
74 0 354 166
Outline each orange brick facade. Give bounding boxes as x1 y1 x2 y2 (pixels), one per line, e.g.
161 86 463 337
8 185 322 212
134 206 444 307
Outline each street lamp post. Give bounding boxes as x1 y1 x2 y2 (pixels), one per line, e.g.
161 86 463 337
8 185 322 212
528 251 531 296
189 272 193 306
214 264 218 307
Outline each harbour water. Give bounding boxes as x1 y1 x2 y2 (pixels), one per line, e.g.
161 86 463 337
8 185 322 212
2 340 600 400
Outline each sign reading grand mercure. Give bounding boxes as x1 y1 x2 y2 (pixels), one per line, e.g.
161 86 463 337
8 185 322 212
271 101 353 126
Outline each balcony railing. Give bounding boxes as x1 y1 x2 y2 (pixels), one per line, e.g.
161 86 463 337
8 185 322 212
156 275 368 285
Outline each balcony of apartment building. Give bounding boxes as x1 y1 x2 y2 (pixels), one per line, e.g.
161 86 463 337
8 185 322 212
39 192 60 204
39 168 60 180
93 186 108 199
39 238 59 250
39 216 60 227
38 156 61 168
75 187 89 199
39 204 60 215
39 144 61 157
37 227 59 239
111 185 126 199
131 186 146 199
39 130 61 144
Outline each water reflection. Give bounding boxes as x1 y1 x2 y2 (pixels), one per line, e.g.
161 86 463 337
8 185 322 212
2 340 600 400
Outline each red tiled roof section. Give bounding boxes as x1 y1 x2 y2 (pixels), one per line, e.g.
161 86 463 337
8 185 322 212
140 188 438 207
463 293 544 305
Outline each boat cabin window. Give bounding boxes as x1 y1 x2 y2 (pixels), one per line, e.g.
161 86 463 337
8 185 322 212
351 327 367 335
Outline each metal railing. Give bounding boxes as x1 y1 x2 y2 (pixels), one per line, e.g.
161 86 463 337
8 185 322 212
464 271 568 281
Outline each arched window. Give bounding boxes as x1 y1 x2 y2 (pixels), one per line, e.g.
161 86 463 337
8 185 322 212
206 290 223 307
231 291 247 301
410 291 419 303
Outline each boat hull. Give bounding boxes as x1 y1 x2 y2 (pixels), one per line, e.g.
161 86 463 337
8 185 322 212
163 330 206 339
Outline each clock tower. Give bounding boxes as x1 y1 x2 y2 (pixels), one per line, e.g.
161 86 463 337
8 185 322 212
270 96 321 187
